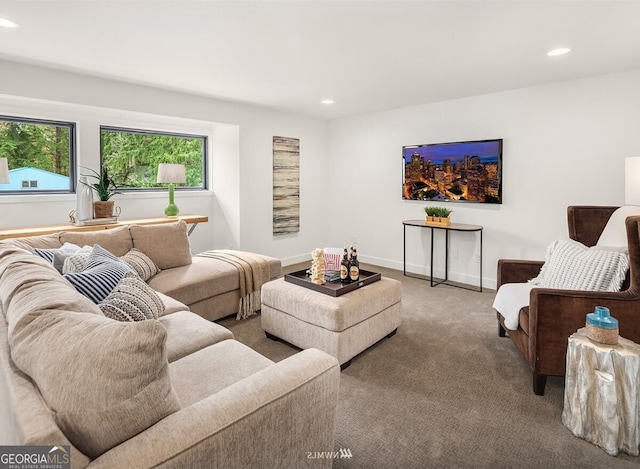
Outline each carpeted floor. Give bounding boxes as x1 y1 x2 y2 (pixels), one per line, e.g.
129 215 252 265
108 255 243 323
218 263 639 468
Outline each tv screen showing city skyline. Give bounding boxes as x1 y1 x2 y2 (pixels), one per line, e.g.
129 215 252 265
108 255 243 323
403 139 502 204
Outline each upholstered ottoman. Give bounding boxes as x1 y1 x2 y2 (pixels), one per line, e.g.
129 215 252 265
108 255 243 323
261 277 402 369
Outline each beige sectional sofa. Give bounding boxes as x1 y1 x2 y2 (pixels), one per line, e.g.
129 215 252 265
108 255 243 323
0 221 340 468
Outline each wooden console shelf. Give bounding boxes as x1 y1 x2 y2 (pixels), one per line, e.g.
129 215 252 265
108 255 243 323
0 214 208 241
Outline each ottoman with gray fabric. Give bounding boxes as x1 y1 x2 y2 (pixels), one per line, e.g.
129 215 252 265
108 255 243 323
261 277 402 369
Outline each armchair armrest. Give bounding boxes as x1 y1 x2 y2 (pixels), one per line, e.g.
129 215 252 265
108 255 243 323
497 259 543 287
529 288 639 376
91 348 340 469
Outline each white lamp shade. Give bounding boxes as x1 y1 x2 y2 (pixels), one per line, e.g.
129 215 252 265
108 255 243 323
625 157 640 205
157 163 186 184
0 158 9 184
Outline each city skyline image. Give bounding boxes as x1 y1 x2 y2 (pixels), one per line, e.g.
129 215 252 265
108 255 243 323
403 139 502 204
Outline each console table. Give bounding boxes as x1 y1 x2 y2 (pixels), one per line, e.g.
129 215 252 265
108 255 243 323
402 219 483 292
0 214 208 241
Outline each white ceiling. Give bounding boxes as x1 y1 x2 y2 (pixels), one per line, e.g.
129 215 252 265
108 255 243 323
1 1 640 119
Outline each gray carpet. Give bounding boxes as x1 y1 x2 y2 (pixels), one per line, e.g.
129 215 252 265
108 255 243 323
219 263 639 468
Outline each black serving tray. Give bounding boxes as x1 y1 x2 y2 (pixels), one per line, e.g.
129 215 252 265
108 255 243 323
284 269 381 297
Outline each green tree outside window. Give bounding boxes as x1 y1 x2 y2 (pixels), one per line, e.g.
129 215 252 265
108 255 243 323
100 127 207 190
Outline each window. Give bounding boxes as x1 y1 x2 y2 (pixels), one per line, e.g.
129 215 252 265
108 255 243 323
0 116 76 193
100 126 207 190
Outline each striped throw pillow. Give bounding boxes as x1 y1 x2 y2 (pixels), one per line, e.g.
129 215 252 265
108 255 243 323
33 248 56 263
64 245 134 303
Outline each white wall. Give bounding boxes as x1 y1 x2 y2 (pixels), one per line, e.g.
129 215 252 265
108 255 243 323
2 60 640 283
327 69 640 289
0 60 330 263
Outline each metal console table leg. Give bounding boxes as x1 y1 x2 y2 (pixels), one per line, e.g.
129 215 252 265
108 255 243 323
403 219 483 292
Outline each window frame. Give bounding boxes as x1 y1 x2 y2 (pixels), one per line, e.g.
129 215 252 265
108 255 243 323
99 125 209 192
0 115 77 195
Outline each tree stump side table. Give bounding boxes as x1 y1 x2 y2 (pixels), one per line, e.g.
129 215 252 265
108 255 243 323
562 327 640 456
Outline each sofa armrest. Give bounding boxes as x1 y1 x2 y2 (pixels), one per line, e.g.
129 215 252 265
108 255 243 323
496 259 544 287
90 348 340 469
528 288 639 375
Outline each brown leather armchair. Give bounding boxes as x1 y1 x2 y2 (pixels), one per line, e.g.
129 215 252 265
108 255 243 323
496 206 640 395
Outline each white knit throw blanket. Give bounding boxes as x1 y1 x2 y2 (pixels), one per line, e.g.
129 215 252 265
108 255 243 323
197 250 271 320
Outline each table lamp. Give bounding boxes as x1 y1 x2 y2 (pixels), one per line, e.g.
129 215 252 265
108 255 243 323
625 157 640 205
0 158 10 184
157 163 186 217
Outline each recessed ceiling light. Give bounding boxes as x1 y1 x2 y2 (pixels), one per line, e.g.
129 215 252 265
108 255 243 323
321 99 334 105
547 48 570 57
0 18 19 28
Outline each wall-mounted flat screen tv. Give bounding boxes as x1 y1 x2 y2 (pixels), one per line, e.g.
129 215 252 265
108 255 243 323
403 138 502 204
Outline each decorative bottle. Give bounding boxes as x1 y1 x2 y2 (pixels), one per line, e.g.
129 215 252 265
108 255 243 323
76 176 94 222
340 248 351 284
349 248 360 282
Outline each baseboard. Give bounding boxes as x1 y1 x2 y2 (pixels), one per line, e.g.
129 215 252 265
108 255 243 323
280 253 496 290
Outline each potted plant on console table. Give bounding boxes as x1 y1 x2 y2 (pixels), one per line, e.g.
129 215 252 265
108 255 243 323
424 206 452 226
81 167 121 218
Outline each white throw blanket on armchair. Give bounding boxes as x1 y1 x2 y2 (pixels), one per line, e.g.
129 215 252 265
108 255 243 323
492 283 536 330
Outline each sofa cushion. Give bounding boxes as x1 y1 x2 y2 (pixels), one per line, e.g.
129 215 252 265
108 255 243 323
0 315 92 468
120 248 160 281
169 339 273 407
129 221 192 270
99 274 164 321
159 311 234 362
156 291 190 316
9 310 181 459
0 233 62 251
64 245 135 303
147 256 241 305
59 225 133 256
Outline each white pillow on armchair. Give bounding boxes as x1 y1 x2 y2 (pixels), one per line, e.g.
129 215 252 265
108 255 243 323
494 237 629 331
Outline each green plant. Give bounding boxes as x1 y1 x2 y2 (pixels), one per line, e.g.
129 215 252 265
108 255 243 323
81 166 121 201
424 206 452 218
